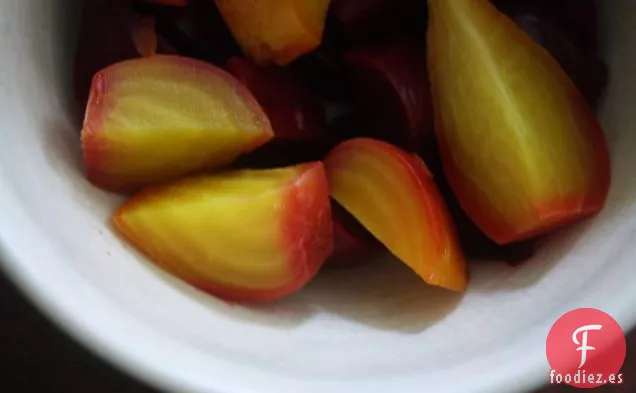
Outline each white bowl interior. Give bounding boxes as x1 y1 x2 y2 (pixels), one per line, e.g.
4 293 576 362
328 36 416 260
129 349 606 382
1 1 636 393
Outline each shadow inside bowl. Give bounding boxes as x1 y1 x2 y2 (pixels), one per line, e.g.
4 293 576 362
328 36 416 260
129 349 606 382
291 256 464 333
24 0 82 124
468 220 593 293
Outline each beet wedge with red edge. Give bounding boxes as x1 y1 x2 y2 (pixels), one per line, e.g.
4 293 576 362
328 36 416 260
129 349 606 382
214 0 330 66
325 138 468 292
114 162 334 302
427 0 611 245
345 39 434 152
81 55 274 192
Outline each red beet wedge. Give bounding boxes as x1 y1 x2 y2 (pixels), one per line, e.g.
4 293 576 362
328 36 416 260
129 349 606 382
227 57 332 167
344 39 434 152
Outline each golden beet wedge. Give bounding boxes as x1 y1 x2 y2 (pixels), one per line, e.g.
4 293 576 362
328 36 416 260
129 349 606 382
114 162 334 302
324 138 468 292
426 0 611 245
81 55 274 192
214 0 330 65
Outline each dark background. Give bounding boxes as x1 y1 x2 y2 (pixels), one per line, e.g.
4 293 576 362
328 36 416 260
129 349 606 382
0 271 631 393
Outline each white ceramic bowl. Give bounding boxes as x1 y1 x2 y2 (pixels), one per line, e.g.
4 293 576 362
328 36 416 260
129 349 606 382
1 1 635 392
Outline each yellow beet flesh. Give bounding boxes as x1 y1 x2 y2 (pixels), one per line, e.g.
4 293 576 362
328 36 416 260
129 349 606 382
325 138 468 292
427 0 611 244
114 162 334 302
82 55 274 192
214 0 330 65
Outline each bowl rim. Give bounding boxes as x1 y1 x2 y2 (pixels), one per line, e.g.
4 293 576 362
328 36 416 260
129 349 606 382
2 202 636 393
2 0 636 391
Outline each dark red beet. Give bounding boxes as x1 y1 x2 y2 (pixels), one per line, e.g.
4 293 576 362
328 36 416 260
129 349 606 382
231 139 333 170
144 0 189 6
344 40 434 152
226 57 333 169
326 109 366 143
290 45 352 102
226 57 327 142
288 14 352 101
73 0 174 109
131 0 156 15
493 0 607 108
326 202 383 268
448 205 537 266
492 1 552 19
557 0 599 51
330 0 428 45
493 0 598 50
152 0 240 65
521 15 606 109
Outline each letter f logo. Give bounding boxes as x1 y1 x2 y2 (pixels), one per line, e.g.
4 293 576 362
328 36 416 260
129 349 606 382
572 324 603 368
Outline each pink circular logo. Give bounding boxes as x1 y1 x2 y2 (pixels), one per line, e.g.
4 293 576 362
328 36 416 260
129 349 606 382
546 308 626 388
